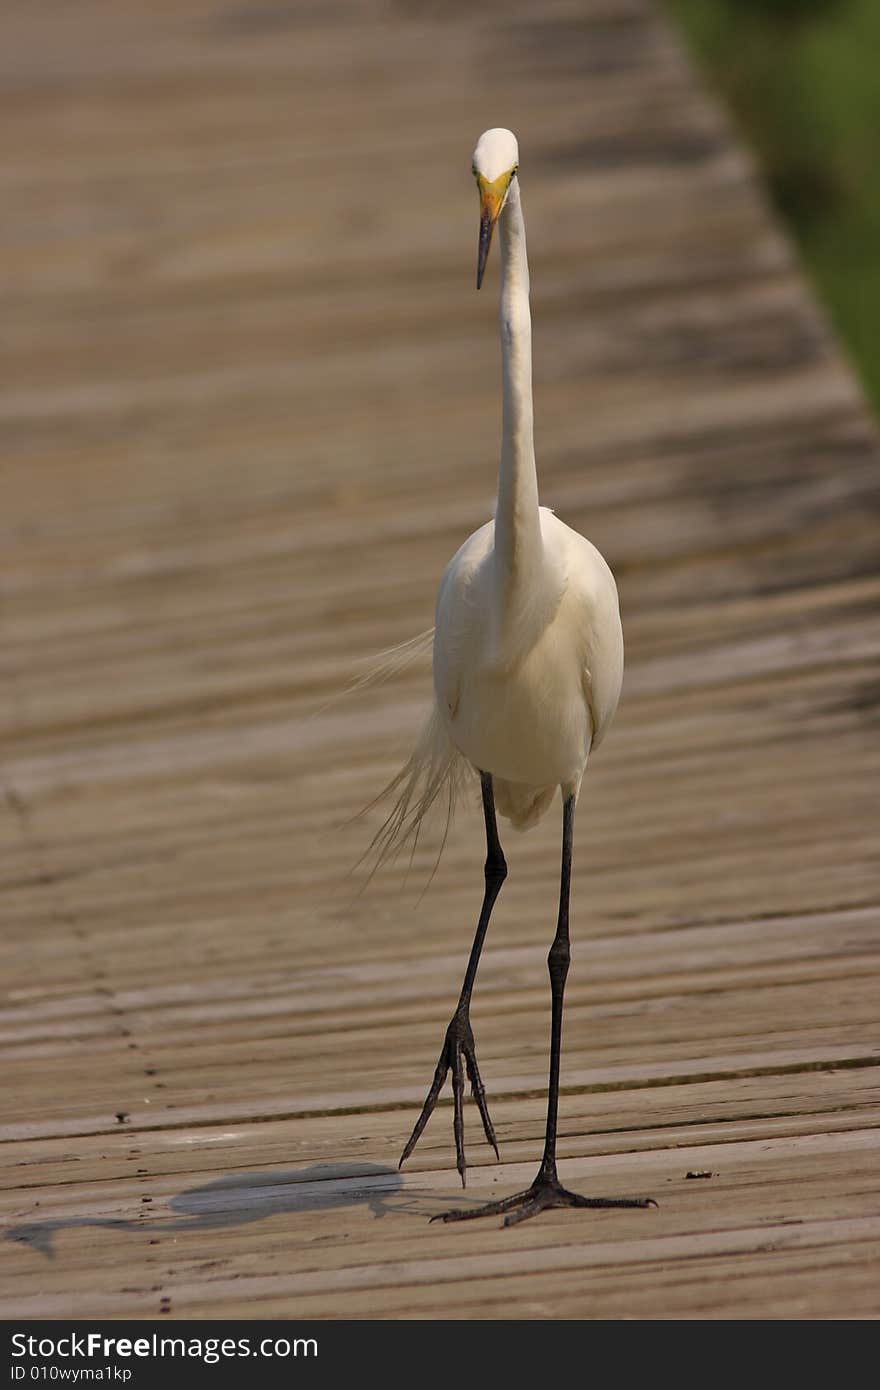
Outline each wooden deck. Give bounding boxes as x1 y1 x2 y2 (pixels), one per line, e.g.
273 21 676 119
2 0 879 1320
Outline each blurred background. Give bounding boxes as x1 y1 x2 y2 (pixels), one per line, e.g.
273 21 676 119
671 0 880 406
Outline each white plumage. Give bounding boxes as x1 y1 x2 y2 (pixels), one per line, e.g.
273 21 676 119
434 507 622 829
376 126 623 853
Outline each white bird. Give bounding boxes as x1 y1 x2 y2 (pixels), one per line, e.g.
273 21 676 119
383 128 654 1226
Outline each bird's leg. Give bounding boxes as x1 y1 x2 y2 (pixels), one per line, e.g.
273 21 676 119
436 794 656 1225
399 772 506 1186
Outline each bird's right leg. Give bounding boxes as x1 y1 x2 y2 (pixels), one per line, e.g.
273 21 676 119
399 771 506 1186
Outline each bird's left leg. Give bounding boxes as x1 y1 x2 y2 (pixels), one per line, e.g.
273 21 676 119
436 792 656 1225
399 771 506 1186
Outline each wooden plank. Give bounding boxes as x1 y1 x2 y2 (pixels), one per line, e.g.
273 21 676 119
1 0 879 1319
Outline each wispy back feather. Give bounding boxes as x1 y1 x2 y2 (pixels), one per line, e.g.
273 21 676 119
343 629 436 697
359 703 472 886
345 630 472 886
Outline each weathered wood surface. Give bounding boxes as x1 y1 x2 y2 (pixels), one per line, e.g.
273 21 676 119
2 0 879 1320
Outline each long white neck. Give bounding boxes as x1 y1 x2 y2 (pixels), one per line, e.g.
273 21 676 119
492 178 546 657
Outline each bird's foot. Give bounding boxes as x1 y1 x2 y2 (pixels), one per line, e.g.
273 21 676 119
432 1165 657 1227
399 1007 498 1186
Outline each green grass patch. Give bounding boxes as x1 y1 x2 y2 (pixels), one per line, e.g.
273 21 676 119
668 0 880 409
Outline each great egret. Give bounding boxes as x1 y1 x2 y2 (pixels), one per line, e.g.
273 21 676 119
384 128 654 1226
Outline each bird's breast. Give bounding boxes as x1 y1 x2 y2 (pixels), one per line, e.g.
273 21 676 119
442 627 591 789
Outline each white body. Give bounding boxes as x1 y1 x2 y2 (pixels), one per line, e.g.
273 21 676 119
431 130 623 830
434 509 622 829
372 130 624 863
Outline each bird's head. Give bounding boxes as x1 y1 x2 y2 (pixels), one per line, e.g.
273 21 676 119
472 128 519 289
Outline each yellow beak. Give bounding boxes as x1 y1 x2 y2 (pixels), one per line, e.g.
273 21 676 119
476 171 513 289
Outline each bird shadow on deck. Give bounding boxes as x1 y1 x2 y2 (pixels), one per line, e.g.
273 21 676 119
5 1161 418 1259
